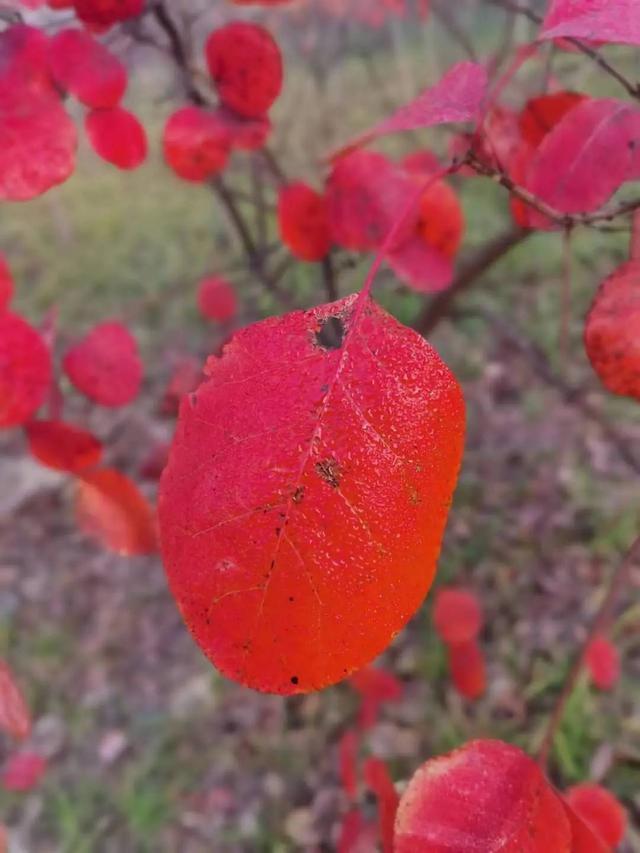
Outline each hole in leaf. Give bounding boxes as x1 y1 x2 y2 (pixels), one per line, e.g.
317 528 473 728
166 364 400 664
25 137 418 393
315 315 345 350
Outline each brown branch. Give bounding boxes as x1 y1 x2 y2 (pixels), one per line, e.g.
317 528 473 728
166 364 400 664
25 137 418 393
537 534 640 769
414 226 531 336
151 2 206 105
321 254 338 302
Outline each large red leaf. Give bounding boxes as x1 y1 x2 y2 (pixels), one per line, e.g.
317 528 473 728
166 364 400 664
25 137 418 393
0 24 52 97
163 107 230 182
564 784 627 848
518 92 586 149
526 99 640 225
47 28 127 109
0 661 31 741
63 320 142 407
75 468 157 556
85 106 147 170
394 739 572 852
540 0 640 47
158 294 464 694
25 419 102 473
205 22 283 119
0 312 51 429
333 61 487 158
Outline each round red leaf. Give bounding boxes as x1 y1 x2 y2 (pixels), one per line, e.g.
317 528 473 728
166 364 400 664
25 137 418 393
212 106 271 151
519 91 586 149
25 419 102 473
163 106 229 182
584 634 621 691
63 320 142 407
205 22 283 119
85 107 147 170
565 784 627 848
1 752 46 792
197 276 237 322
448 639 486 700
278 182 330 262
47 28 127 109
0 312 51 429
73 0 144 27
0 24 52 97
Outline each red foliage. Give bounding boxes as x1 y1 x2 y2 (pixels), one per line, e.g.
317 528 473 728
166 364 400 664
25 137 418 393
433 587 482 645
25 420 102 473
73 0 144 27
338 808 378 853
584 634 621 691
0 312 51 429
561 799 610 853
518 92 585 149
63 320 142 407
210 106 271 151
197 276 237 322
278 182 331 262
394 739 571 852
540 0 640 47
448 639 486 700
85 106 147 169
350 666 403 729
75 468 157 556
565 783 627 848
0 24 52 96
363 757 398 853
163 107 230 182
158 295 464 693
1 752 46 792
584 261 640 401
47 28 126 109
0 254 14 312
205 22 283 119
414 179 464 260
0 661 31 741
338 728 359 799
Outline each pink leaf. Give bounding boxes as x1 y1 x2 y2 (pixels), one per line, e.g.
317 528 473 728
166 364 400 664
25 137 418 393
540 0 640 47
332 61 488 158
1 752 46 791
364 757 399 853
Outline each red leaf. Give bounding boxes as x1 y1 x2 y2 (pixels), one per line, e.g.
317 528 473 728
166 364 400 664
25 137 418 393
565 784 627 848
210 105 271 151
540 0 640 47
333 61 488 158
584 634 621 691
0 254 14 312
0 661 31 741
327 151 419 252
278 182 331 262
0 24 52 97
386 234 454 293
394 739 572 852
138 441 171 481
1 752 46 791
85 106 147 170
25 419 102 473
448 639 486 700
158 294 464 694
338 728 359 799
584 261 640 401
163 107 230 182
526 99 640 225
0 312 51 429
197 276 237 323
75 468 157 556
63 320 142 407
159 356 203 416
351 666 403 729
560 798 610 852
338 808 378 853
433 587 482 645
205 22 283 119
73 0 144 27
518 92 586 149
363 757 398 853
47 28 126 109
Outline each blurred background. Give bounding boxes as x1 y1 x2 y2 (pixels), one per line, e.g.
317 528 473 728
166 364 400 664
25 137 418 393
1 0 639 849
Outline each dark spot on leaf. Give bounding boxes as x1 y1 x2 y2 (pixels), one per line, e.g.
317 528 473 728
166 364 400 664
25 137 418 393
292 486 305 504
288 596 295 602
315 458 341 488
291 675 299 685
275 527 281 535
315 315 345 350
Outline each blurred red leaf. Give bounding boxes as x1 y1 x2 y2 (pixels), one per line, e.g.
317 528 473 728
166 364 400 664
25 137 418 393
211 105 271 151
338 808 378 853
560 797 610 852
448 639 486 700
518 92 586 149
159 357 203 416
0 254 14 312
433 587 482 645
386 234 454 293
564 784 627 849
338 728 359 799
0 312 51 429
73 0 144 27
278 182 331 262
47 28 126 109
540 0 640 47
351 666 403 729
395 739 571 852
584 634 621 691
158 294 464 693
1 752 46 791
25 419 102 473
333 61 487 158
76 468 157 556
85 106 147 170
205 22 283 119
584 261 640 402
197 276 237 322
0 24 52 96
363 757 398 853
63 320 142 407
0 661 31 741
163 107 230 182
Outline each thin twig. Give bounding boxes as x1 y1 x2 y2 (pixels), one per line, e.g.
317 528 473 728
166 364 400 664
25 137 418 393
537 534 640 769
321 254 338 302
